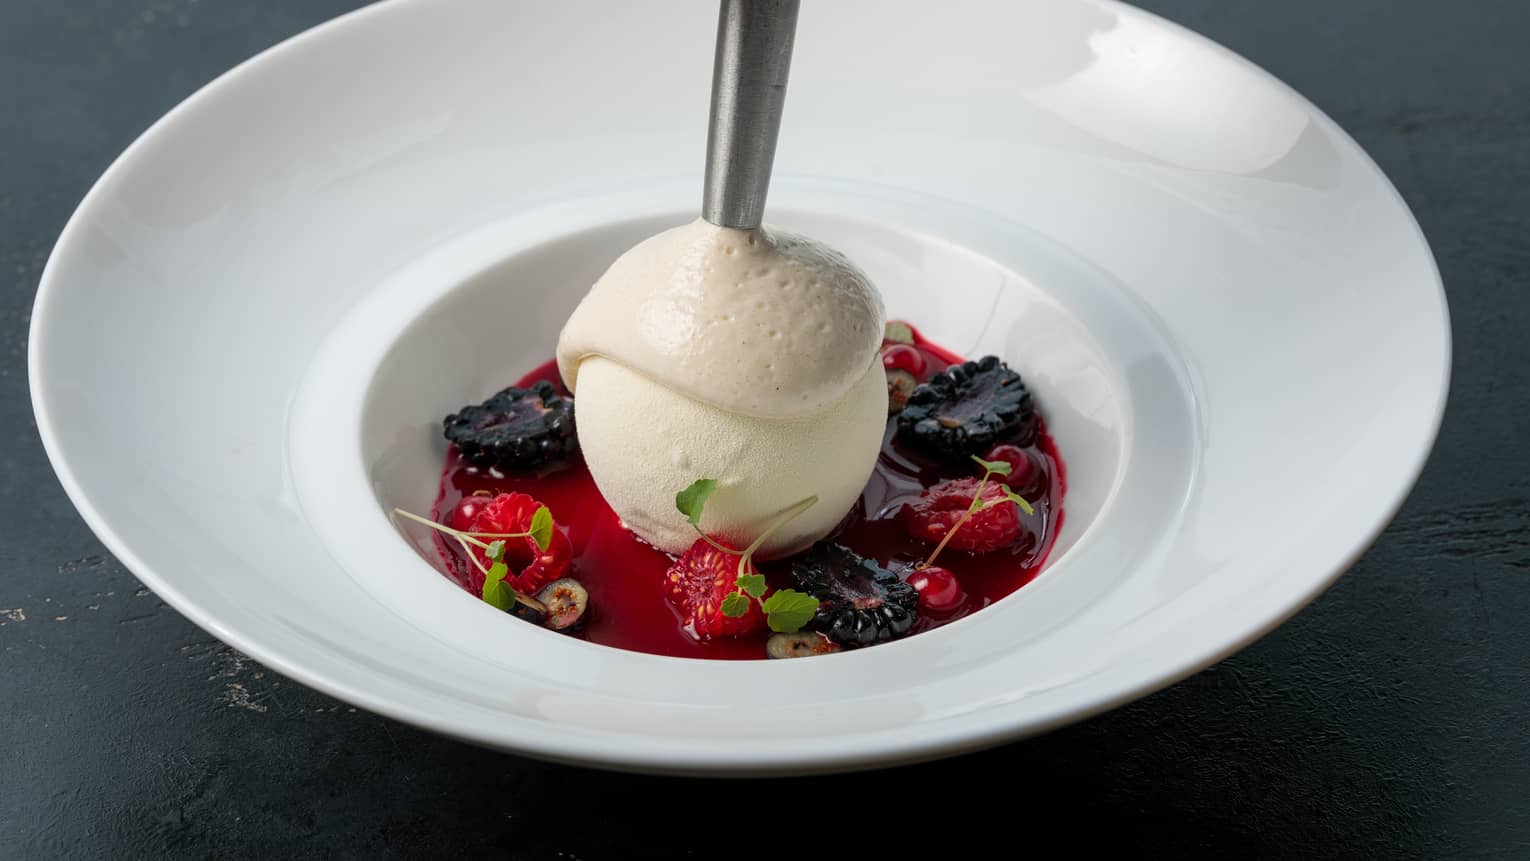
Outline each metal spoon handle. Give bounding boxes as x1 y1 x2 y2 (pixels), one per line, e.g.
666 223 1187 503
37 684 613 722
702 0 800 230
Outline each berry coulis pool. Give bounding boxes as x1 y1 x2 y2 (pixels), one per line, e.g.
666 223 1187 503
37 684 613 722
428 325 1065 659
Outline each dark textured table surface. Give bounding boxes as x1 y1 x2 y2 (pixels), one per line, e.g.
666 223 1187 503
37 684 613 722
4 0 1527 857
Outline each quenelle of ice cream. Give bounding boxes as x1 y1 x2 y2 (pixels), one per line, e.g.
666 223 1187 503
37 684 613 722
556 217 887 558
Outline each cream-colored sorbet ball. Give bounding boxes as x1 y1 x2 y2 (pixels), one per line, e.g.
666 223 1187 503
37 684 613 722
573 356 888 558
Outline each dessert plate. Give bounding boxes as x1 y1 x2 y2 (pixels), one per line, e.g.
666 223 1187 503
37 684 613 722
29 0 1448 774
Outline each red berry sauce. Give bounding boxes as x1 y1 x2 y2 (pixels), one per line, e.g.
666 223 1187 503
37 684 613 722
429 324 1065 659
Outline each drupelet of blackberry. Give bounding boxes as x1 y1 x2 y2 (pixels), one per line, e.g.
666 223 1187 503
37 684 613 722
896 355 1036 460
443 380 577 470
791 543 918 647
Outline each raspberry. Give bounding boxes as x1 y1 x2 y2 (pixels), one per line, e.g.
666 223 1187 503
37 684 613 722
899 478 1022 553
466 492 571 595
664 539 764 639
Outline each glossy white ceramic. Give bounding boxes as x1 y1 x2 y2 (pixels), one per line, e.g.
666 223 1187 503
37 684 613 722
30 0 1448 774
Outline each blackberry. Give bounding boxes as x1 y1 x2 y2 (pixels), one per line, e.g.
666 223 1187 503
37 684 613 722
443 381 577 470
896 355 1035 460
791 543 918 647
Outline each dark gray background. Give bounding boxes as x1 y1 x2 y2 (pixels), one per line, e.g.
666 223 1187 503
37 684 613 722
3 0 1525 857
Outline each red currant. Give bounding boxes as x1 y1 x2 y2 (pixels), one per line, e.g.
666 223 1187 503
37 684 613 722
881 344 926 378
448 495 487 532
983 444 1035 488
906 565 963 613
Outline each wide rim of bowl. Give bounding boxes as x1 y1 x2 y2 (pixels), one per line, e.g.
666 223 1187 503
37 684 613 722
28 0 1450 774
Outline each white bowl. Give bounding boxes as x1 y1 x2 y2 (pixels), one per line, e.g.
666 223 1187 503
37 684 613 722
30 0 1449 775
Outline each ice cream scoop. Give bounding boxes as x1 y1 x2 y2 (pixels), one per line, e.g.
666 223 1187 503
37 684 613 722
557 218 887 557
554 0 887 556
557 218 885 420
572 353 887 558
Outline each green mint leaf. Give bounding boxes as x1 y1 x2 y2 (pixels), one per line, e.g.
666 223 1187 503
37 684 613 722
488 581 516 611
675 479 718 526
485 540 507 563
1002 486 1036 516
971 454 1012 477
527 506 554 552
761 589 819 633
735 573 768 600
481 561 512 610
720 591 750 618
884 321 915 345
485 560 509 586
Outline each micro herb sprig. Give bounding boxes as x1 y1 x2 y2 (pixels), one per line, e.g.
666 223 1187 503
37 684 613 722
392 507 552 612
919 455 1036 570
675 480 822 633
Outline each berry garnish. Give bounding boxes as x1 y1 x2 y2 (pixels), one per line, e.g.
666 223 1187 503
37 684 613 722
443 380 577 471
896 355 1036 460
881 343 927 378
791 543 918 646
901 455 1035 564
463 493 572 595
883 320 916 345
980 444 1034 486
904 565 963 614
666 479 821 638
982 443 1048 501
447 493 491 531
665 539 766 638
535 578 589 631
393 502 551 614
393 494 571 615
886 368 917 415
901 478 1020 553
766 631 842 659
